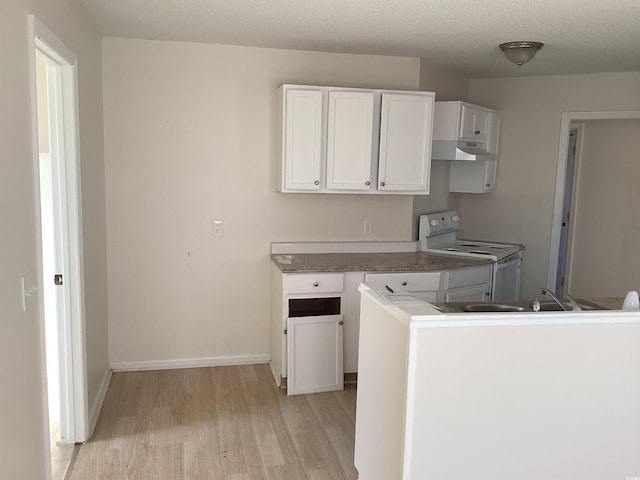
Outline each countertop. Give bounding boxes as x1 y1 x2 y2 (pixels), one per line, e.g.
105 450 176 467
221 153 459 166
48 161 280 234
359 284 637 328
271 251 493 273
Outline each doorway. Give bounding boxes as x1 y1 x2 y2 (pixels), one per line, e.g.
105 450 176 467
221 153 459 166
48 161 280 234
554 125 582 298
30 16 89 478
547 111 640 294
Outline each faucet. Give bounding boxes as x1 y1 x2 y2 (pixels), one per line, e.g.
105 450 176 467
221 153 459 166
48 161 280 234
540 288 582 311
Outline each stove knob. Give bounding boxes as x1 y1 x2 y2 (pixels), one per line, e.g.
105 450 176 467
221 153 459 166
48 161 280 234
452 215 459 222
430 219 439 226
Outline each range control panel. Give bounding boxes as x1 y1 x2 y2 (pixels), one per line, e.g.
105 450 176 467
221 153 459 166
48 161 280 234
419 211 460 239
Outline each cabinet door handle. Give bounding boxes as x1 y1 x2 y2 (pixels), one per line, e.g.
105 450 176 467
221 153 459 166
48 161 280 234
313 282 319 287
474 130 481 134
338 320 344 326
314 180 320 185
365 181 370 186
380 181 385 187
402 281 407 286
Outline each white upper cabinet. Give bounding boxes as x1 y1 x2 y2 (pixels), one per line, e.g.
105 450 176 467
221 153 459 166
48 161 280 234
278 88 323 192
485 111 501 156
326 90 375 191
277 84 435 195
459 104 489 142
449 157 497 193
378 93 433 192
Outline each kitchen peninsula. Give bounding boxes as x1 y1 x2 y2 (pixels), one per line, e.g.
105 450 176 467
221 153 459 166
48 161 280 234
354 285 640 480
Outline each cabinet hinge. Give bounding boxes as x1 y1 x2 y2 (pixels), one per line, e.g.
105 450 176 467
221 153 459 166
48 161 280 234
284 329 287 335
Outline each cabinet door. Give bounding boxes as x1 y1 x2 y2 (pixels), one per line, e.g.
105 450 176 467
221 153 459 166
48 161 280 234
365 271 441 292
449 158 497 193
486 111 501 155
445 284 491 302
287 314 344 395
459 105 489 142
326 91 375 191
482 158 497 191
283 89 323 191
378 93 433 193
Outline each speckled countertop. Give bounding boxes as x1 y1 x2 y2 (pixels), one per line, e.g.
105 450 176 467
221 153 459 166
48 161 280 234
271 251 493 273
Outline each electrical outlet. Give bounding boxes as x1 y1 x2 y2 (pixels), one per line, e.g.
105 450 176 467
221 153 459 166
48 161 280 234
363 220 372 234
212 220 224 237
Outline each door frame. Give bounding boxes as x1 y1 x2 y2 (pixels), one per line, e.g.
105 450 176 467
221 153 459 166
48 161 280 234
546 110 640 291
554 123 583 297
28 15 89 445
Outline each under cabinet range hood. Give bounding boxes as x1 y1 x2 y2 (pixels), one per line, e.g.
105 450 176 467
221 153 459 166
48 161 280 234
431 140 489 160
431 101 501 161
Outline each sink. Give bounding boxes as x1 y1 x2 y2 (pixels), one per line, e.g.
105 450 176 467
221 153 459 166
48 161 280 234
459 303 528 312
536 299 608 311
454 299 609 313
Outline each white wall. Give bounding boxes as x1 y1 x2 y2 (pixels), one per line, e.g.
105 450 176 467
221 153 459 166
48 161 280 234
412 58 469 236
411 321 640 479
103 38 425 364
568 119 640 297
0 0 108 477
463 72 640 299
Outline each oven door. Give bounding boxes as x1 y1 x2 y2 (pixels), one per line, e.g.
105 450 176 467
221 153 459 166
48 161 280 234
492 253 522 302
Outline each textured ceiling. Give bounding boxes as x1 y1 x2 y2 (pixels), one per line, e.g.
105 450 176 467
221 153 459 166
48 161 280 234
77 0 640 78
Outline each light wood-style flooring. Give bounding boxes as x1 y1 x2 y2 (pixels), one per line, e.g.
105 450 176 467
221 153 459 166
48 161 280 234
67 364 358 479
50 419 74 479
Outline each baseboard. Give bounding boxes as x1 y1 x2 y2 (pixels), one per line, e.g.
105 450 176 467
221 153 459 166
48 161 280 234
275 372 357 392
110 354 271 372
344 372 358 384
269 361 282 387
89 368 112 437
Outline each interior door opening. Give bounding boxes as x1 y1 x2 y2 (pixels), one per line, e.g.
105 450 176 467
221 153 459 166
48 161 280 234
31 16 89 479
547 110 640 294
35 48 75 479
555 126 580 297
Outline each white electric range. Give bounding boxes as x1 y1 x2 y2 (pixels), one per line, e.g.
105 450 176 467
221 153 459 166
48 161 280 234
418 211 523 301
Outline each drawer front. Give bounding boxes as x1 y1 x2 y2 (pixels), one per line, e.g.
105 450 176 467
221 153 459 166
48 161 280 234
365 272 441 292
285 273 344 294
444 265 492 289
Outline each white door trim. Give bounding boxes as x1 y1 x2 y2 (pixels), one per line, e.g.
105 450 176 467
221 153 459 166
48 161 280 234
28 15 89 445
546 110 640 290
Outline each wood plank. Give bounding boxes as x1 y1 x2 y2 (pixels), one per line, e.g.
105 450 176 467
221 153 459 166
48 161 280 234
67 365 358 480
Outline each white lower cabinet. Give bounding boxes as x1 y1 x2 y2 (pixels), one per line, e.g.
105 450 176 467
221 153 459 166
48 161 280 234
364 271 441 300
444 284 490 302
443 265 492 302
271 269 345 395
270 264 492 391
287 315 344 395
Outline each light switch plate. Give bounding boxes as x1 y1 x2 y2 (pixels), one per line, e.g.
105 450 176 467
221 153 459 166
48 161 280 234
21 270 38 312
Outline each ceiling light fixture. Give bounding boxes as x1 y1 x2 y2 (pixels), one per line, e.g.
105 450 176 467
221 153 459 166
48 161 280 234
499 41 544 66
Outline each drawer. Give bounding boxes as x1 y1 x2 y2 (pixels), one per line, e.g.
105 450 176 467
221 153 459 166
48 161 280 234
444 265 492 289
365 271 441 292
284 273 344 294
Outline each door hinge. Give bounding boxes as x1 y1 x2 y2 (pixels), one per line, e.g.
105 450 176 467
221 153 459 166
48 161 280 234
54 274 63 286
283 329 287 335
